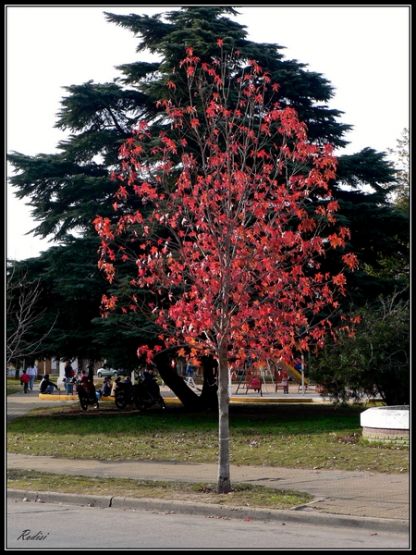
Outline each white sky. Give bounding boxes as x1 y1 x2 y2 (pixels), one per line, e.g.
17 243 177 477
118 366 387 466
6 5 410 261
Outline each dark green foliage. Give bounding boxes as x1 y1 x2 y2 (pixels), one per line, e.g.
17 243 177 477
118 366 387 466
337 148 396 190
309 292 409 405
105 8 349 146
8 152 112 240
334 187 408 305
56 81 147 132
116 61 160 84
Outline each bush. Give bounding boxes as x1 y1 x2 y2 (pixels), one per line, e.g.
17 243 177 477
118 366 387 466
310 292 409 405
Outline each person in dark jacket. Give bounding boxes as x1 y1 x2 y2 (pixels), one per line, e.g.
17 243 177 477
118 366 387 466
39 374 59 394
98 376 112 398
79 369 96 400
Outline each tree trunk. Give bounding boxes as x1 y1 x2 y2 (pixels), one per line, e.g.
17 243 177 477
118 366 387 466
87 360 94 381
217 348 231 493
199 355 218 410
154 350 201 410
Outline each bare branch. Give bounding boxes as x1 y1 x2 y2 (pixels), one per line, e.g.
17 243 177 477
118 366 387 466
6 267 57 364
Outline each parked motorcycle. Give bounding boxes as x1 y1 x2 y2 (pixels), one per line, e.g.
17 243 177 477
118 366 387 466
76 380 99 411
114 375 166 411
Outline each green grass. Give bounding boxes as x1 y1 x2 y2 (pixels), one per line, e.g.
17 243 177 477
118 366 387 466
7 404 408 473
7 469 312 510
6 378 23 396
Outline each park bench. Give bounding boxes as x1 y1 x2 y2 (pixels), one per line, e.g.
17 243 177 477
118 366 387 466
245 376 263 396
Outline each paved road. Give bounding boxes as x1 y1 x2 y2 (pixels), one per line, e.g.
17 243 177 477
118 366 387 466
7 499 409 550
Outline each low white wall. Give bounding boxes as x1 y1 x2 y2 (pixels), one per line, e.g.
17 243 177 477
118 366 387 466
360 406 409 430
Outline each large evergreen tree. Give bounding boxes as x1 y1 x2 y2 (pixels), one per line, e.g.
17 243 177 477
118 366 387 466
8 7 408 404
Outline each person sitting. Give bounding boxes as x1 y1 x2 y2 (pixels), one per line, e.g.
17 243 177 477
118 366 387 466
96 376 112 399
100 376 112 397
142 368 164 402
39 374 59 394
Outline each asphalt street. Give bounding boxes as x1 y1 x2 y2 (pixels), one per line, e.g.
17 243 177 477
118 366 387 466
7 499 410 550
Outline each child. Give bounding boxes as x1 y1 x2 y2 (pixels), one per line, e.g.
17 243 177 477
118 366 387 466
20 369 30 394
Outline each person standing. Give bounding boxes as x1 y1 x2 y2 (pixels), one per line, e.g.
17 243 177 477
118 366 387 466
26 363 38 392
20 369 30 394
184 360 197 389
64 361 74 379
64 361 75 394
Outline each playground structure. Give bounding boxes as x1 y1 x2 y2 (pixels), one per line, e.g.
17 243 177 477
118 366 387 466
234 359 309 395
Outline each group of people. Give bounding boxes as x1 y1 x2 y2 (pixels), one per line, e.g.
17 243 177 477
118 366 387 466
20 362 69 395
20 370 60 395
19 361 163 405
61 362 111 398
71 369 114 401
21 364 55 394
19 361 115 398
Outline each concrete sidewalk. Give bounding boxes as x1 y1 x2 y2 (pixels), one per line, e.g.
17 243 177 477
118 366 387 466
6 391 73 422
7 452 409 523
6 391 409 530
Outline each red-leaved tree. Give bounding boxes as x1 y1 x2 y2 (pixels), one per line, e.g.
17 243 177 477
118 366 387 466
94 44 358 493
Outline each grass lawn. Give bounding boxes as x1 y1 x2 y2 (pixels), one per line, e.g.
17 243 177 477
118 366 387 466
7 469 312 510
7 403 408 473
6 378 23 396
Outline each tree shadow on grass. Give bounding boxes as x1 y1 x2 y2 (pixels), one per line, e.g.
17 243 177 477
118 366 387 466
8 402 363 437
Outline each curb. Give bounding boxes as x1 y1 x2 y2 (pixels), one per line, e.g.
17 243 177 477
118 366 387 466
8 489 112 508
7 489 409 534
37 394 183 405
230 397 314 404
37 394 317 405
